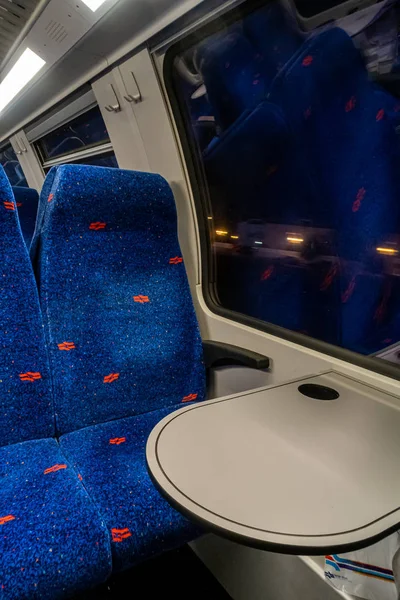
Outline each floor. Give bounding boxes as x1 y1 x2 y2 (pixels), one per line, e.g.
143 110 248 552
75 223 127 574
74 546 232 599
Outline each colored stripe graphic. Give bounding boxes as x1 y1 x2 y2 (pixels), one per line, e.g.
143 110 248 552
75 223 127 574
326 555 395 582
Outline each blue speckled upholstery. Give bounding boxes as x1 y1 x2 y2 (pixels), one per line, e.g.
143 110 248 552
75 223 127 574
0 166 112 598
33 164 205 571
60 406 202 572
35 164 205 435
12 186 39 247
0 438 111 599
30 166 58 258
0 169 54 446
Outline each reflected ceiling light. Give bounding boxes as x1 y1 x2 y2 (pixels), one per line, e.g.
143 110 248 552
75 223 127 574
81 0 109 11
230 235 239 240
0 48 45 114
215 230 228 236
254 241 263 245
207 216 213 220
287 236 304 244
376 247 398 255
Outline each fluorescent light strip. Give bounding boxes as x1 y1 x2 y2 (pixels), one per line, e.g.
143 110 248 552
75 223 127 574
81 0 108 11
0 48 45 114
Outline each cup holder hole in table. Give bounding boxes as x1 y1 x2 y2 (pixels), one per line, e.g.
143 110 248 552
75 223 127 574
298 384 340 401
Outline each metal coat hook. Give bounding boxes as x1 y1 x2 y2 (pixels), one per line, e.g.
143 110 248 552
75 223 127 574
19 138 28 153
104 83 121 113
123 72 142 103
14 140 23 155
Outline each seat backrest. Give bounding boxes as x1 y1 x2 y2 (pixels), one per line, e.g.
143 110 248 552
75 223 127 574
268 27 400 353
203 99 316 225
268 27 400 258
34 165 205 434
243 2 303 79
196 27 268 130
12 186 39 248
30 166 58 258
0 167 54 445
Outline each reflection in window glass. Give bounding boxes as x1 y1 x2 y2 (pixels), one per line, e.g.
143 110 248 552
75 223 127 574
43 152 118 174
36 106 110 162
170 0 400 366
0 145 28 187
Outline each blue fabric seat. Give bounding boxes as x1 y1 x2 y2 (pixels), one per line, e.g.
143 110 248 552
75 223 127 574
203 100 325 340
0 438 111 599
243 2 303 80
0 166 112 598
30 166 58 257
268 27 400 252
195 1 304 133
34 164 206 571
195 26 269 130
267 27 400 353
12 186 39 247
203 24 400 353
203 99 316 225
60 406 202 573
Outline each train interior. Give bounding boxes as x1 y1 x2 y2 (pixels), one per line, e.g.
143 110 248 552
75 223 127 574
1 0 400 598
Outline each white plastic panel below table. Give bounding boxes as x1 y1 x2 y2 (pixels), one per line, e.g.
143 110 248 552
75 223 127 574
146 372 400 554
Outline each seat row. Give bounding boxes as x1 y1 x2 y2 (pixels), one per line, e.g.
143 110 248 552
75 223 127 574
0 164 206 599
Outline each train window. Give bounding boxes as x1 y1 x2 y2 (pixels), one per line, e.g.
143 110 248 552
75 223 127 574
0 145 28 187
35 106 110 161
43 152 118 174
35 106 118 170
166 0 400 373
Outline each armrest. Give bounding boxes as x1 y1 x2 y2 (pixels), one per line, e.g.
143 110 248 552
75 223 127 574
203 340 270 370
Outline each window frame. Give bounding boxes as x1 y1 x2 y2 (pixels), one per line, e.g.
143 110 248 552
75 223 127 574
40 141 115 170
32 103 117 172
0 142 28 188
163 0 400 382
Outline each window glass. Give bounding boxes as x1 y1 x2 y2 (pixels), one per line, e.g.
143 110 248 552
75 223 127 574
36 106 110 162
43 152 118 174
0 145 28 187
169 0 400 369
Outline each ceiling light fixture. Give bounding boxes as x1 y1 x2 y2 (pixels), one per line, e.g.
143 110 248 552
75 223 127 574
81 0 108 11
0 48 45 114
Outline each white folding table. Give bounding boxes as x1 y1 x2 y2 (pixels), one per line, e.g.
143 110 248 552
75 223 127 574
146 371 400 553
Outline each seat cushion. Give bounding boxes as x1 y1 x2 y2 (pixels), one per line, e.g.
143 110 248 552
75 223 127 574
0 437 111 599
60 406 202 573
